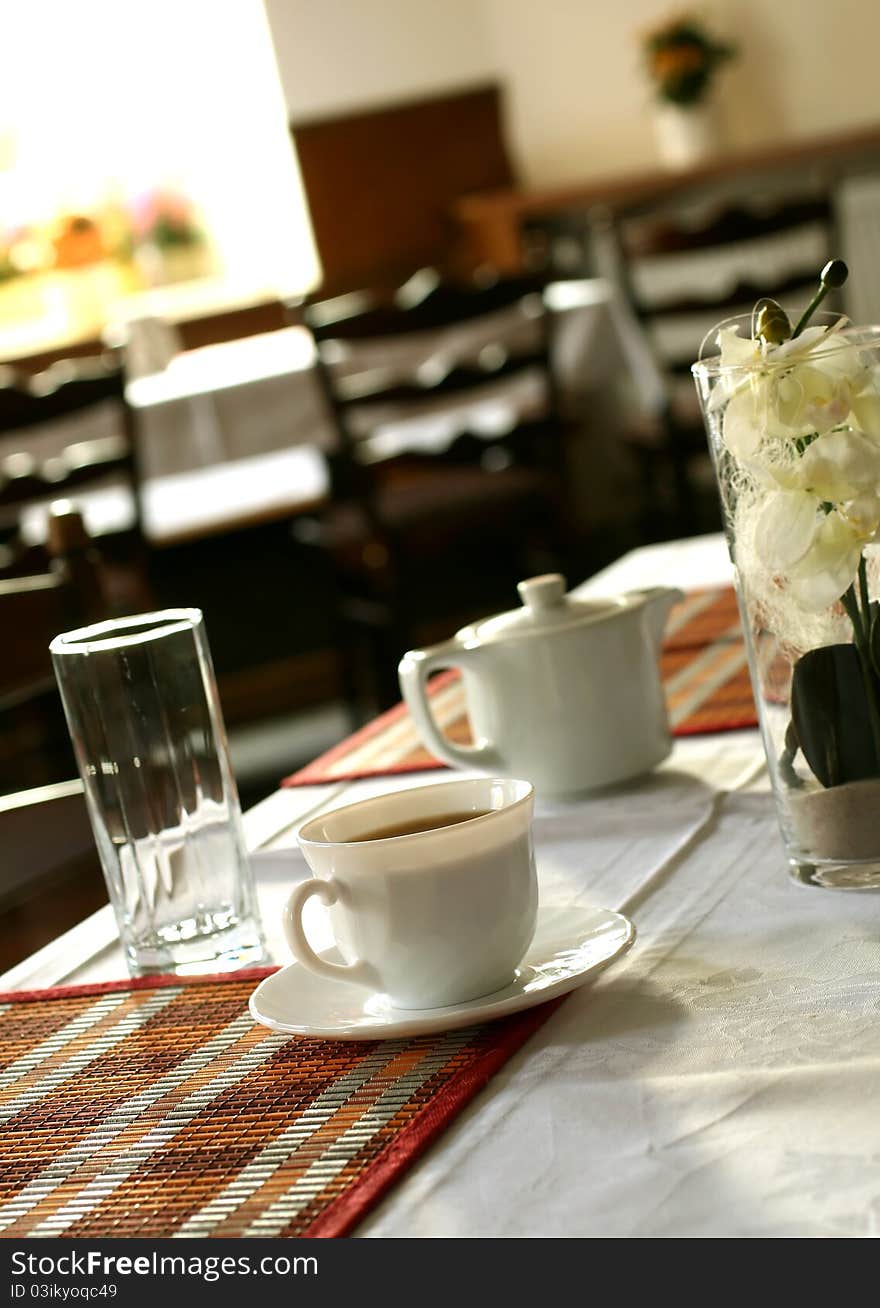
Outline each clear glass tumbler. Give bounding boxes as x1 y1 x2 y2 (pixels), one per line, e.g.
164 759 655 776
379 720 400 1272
51 609 266 973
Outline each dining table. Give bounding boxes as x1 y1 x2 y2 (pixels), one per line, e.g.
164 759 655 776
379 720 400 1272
5 531 877 1238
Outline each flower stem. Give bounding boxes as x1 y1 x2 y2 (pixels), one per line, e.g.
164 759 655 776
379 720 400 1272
791 285 829 339
790 260 848 338
841 583 863 639
859 555 872 624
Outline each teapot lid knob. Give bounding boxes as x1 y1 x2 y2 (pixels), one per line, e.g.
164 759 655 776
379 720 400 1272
517 573 567 613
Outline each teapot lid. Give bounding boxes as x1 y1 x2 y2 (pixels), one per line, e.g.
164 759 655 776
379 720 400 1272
465 574 615 643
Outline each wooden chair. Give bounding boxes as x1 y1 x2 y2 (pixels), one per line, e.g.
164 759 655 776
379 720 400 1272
0 780 106 972
0 352 141 533
0 506 108 794
594 191 836 537
0 353 154 613
293 270 572 712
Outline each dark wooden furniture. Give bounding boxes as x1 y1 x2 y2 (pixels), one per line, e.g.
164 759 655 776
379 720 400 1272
0 506 108 794
0 352 156 615
598 192 835 536
451 123 880 275
295 270 570 713
0 780 106 970
0 353 141 529
292 84 516 296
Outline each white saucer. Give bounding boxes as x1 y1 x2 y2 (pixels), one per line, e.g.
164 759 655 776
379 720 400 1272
249 905 635 1040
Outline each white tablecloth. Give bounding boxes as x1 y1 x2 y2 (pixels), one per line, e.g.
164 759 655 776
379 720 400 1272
126 328 328 477
9 535 879 1237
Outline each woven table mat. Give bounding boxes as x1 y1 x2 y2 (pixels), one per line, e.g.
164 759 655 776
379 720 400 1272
0 971 562 1239
284 586 756 788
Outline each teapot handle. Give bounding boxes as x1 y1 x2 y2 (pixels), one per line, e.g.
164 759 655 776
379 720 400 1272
632 587 684 652
398 640 504 774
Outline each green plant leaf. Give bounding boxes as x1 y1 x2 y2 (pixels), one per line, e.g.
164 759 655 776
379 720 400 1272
790 644 880 787
869 602 880 680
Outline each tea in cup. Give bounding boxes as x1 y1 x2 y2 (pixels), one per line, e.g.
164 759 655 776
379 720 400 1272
286 777 537 1009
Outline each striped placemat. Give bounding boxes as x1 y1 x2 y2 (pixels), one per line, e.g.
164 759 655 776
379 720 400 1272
285 586 756 788
0 971 562 1239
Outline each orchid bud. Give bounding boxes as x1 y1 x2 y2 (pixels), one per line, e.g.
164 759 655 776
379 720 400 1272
821 259 848 290
755 298 791 345
790 260 850 338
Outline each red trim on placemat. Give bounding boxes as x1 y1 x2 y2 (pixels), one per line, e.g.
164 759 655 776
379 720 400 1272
286 669 459 787
674 713 759 737
0 966 278 1006
0 967 571 1238
302 994 567 1238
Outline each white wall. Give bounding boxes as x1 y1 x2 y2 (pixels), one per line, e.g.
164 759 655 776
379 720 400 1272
483 0 880 185
719 0 880 157
263 0 496 121
263 0 880 185
479 0 665 183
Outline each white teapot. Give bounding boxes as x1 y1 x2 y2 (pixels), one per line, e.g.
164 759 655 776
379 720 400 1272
398 574 682 795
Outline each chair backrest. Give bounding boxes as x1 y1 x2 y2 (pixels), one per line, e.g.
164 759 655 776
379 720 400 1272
0 507 107 792
601 190 836 386
0 352 141 531
0 781 99 928
300 269 560 501
291 83 516 296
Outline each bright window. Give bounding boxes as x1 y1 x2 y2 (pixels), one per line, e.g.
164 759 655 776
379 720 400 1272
0 0 320 353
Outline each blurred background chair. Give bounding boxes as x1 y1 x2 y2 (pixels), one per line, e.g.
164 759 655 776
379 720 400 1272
0 505 108 793
0 507 112 971
0 352 152 613
590 189 836 538
0 353 139 515
294 268 576 713
0 780 105 972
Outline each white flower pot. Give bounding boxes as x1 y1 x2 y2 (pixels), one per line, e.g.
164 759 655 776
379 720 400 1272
652 102 718 170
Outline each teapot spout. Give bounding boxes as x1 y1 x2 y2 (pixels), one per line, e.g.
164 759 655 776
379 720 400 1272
633 586 684 652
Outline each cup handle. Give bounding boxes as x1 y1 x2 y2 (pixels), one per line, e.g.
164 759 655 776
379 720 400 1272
283 878 378 990
398 640 503 772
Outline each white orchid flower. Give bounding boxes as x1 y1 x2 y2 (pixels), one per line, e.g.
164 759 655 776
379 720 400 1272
797 428 880 500
754 489 819 569
717 324 763 370
752 428 880 610
755 492 869 609
712 320 862 458
851 379 880 440
755 492 880 612
753 494 863 612
796 367 855 434
709 310 880 614
840 494 880 536
721 387 763 458
789 511 867 610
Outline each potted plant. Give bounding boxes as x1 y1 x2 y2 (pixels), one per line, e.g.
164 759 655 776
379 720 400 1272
642 12 736 169
692 262 880 888
130 189 212 287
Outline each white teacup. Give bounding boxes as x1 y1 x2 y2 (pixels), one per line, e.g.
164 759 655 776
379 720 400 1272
286 777 537 1010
